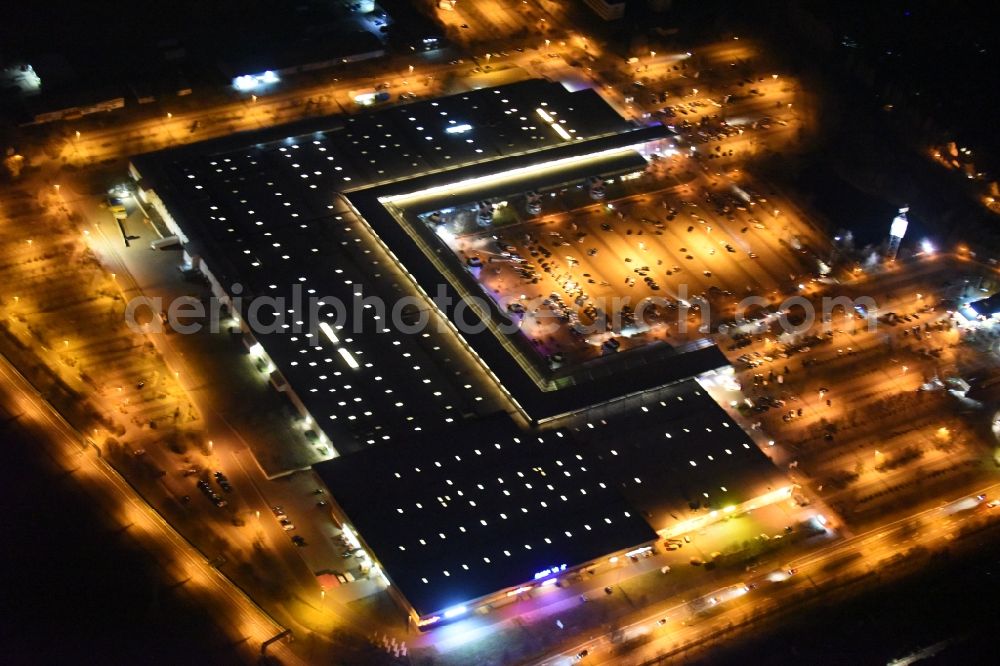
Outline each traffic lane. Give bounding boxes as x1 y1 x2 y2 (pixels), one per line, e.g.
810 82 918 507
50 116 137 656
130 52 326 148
417 505 817 652
0 357 295 662
76 192 351 631
493 188 809 314
546 484 1000 665
636 196 790 292
62 51 559 162
662 176 812 285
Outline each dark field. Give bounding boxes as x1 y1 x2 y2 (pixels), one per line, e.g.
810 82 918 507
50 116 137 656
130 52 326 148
0 403 242 665
698 534 1000 666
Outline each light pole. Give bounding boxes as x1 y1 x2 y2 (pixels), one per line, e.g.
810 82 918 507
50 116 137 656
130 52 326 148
162 113 175 142
70 131 83 161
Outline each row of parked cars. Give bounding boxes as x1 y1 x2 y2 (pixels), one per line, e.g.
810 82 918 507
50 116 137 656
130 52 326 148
196 475 228 508
272 505 306 546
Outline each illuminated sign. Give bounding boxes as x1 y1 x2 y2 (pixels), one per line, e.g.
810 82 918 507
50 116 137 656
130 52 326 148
889 207 909 239
233 71 279 92
445 123 473 134
533 563 567 580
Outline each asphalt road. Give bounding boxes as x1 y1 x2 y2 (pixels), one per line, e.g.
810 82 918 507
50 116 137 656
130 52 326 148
538 483 1000 665
0 354 300 664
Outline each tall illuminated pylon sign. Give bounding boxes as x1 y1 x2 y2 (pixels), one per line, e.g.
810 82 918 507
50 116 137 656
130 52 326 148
887 206 909 261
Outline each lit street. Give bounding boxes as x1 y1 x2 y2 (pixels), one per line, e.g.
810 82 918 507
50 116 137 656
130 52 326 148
0 354 298 664
2 1 1000 663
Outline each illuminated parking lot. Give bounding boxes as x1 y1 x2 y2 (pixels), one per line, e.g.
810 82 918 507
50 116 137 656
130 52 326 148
398 154 828 368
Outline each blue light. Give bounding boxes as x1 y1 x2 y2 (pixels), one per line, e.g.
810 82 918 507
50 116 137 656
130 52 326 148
442 604 468 619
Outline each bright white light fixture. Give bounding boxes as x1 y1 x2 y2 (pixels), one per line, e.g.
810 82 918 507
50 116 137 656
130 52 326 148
890 207 909 238
338 348 360 369
232 70 280 92
319 321 340 345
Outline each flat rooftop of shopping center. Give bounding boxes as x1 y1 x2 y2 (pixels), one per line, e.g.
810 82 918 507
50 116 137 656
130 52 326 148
133 78 789 624
314 378 787 620
132 78 726 433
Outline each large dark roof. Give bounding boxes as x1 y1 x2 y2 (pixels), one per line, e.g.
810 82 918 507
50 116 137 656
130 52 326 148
132 78 783 617
315 379 784 616
314 415 657 617
969 292 1000 317
131 80 719 450
129 80 641 452
562 379 788 532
